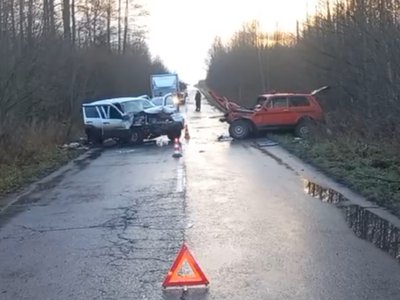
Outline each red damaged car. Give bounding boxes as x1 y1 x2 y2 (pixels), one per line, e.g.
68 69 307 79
210 86 329 139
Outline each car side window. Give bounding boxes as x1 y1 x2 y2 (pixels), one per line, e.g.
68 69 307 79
271 97 288 108
257 96 267 105
289 96 310 107
114 103 123 112
109 106 122 119
99 106 107 119
84 106 100 118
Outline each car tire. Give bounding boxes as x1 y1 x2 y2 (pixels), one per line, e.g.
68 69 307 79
229 120 251 139
167 130 182 141
295 119 313 138
87 130 103 145
130 128 144 145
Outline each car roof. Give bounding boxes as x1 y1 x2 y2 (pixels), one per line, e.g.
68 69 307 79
258 93 310 98
82 97 147 106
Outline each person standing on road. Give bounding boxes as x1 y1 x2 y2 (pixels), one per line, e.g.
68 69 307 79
195 90 202 112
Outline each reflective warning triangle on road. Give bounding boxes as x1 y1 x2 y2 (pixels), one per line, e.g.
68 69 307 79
162 243 209 288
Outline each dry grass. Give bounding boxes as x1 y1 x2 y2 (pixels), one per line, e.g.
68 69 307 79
0 121 85 198
0 147 85 198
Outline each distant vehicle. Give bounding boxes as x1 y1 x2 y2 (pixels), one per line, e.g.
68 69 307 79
150 93 180 112
217 86 330 139
82 96 184 145
150 73 185 105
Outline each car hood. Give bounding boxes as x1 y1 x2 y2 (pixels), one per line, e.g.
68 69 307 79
144 106 176 114
143 106 184 124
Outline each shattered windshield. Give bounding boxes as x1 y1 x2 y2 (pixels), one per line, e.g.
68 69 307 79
121 100 155 113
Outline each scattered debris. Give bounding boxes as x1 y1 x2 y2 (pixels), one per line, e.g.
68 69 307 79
256 139 278 147
117 149 136 154
156 138 169 147
103 138 116 147
61 142 89 150
217 134 233 142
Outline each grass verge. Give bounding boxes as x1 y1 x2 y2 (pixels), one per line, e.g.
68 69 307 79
272 134 400 217
0 147 86 199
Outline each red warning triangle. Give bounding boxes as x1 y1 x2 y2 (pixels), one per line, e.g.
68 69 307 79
162 243 209 288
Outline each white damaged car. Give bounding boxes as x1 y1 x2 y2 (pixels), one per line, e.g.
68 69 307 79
82 95 185 145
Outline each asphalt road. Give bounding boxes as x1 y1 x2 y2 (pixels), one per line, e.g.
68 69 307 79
0 89 400 300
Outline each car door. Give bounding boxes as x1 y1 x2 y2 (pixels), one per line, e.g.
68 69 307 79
163 94 178 112
82 105 104 136
253 96 292 128
101 104 126 138
288 96 313 124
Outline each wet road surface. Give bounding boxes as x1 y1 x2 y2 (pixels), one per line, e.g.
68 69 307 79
1 89 400 299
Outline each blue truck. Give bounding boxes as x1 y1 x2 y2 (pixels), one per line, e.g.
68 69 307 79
150 73 186 104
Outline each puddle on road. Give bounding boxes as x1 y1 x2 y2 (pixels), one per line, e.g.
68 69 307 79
304 180 346 204
344 205 400 261
304 180 400 262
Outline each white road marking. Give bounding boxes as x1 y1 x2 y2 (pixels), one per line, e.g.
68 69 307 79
176 163 186 193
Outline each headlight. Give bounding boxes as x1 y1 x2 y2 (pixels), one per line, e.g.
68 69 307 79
172 96 179 105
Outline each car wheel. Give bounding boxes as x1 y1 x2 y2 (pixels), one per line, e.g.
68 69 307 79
167 130 182 141
130 128 144 145
87 130 103 145
229 120 251 139
295 119 313 138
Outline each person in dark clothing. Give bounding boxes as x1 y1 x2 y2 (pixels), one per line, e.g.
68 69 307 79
195 90 201 111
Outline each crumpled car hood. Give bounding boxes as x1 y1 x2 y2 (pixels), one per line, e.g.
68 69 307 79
144 106 176 114
140 106 184 125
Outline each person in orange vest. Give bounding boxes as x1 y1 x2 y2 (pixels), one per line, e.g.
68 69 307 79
195 90 201 112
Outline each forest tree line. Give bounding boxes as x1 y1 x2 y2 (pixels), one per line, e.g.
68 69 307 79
206 0 400 144
0 0 167 163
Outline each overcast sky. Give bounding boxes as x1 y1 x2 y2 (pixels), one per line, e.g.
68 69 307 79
145 0 318 84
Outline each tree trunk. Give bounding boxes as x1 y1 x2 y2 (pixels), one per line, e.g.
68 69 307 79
118 0 121 53
27 0 33 45
0 0 3 41
122 0 128 53
10 0 17 43
43 0 49 36
49 0 55 37
107 0 111 51
71 0 76 44
19 0 24 47
85 0 91 44
63 0 71 41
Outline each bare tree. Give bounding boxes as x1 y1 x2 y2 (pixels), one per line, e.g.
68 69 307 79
122 0 128 53
0 0 168 164
63 0 71 40
206 0 400 141
71 0 76 43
